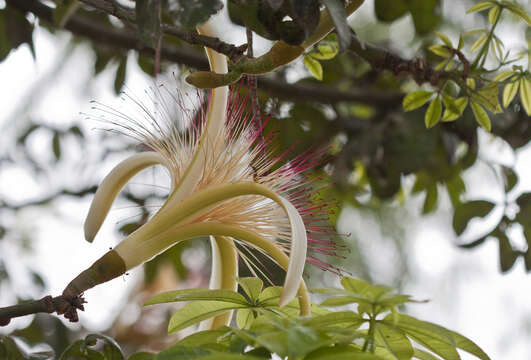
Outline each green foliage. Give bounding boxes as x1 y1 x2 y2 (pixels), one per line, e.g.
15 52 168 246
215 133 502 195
169 0 223 29
135 276 491 360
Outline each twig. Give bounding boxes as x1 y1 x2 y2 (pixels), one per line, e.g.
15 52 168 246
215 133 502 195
0 294 86 326
76 0 247 61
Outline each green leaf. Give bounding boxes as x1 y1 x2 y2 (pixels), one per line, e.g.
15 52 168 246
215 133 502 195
168 301 247 333
425 97 442 128
176 326 232 348
447 327 491 360
170 0 224 29
320 296 369 307
413 348 442 360
473 83 501 114
442 97 468 122
502 166 518 192
422 182 438 214
519 78 531 115
155 345 210 360
408 0 441 34
52 132 61 161
85 334 124 360
310 41 339 60
470 34 488 52
470 101 491 131
305 345 384 360
236 308 254 329
493 70 515 82
302 311 363 328
452 200 495 235
498 233 518 272
488 6 500 24
304 55 323 80
435 31 453 48
128 352 156 360
466 1 494 13
238 277 263 302
429 45 452 58
135 0 161 47
321 0 352 50
114 57 127 94
145 289 248 306
0 6 35 61
501 1 531 26
375 0 408 22
340 277 372 294
403 90 433 111
375 324 414 360
502 80 519 108
0 336 25 360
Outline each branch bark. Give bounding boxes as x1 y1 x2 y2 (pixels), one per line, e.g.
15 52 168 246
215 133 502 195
0 295 86 326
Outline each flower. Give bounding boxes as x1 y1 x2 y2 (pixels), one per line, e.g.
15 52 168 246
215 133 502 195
63 19 342 329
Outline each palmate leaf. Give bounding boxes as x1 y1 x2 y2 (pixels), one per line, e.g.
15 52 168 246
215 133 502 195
375 323 414 360
145 289 248 306
237 277 263 302
304 344 385 360
301 311 363 328
168 301 248 333
385 315 491 360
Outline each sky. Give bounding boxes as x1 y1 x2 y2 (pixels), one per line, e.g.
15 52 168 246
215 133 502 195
1 2 531 359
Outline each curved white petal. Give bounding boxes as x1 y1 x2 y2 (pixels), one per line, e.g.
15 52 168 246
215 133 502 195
199 235 238 330
84 152 171 242
278 196 307 307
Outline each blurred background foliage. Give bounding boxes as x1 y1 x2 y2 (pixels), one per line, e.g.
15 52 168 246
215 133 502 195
0 0 530 358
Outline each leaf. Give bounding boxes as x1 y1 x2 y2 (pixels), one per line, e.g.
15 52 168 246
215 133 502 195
0 6 35 61
452 200 495 235
145 289 248 306
305 345 385 360
402 90 433 111
53 0 81 27
320 296 370 307
425 97 442 128
502 166 517 192
236 308 254 329
0 336 25 360
85 334 124 360
470 34 488 52
429 45 451 58
466 1 494 13
422 182 438 214
136 0 161 47
493 70 514 82
176 326 232 348
321 0 352 50
52 132 61 161
310 40 339 60
375 0 408 22
238 277 263 302
408 0 440 34
302 311 363 328
473 83 501 114
487 5 500 25
470 101 491 131
498 233 518 272
502 80 519 108
442 97 468 122
128 352 156 360
155 345 210 360
375 324 414 360
168 301 247 333
435 31 452 48
304 55 323 80
519 78 531 115
114 57 127 94
413 348 443 360
501 1 531 26
170 0 224 29
340 276 373 294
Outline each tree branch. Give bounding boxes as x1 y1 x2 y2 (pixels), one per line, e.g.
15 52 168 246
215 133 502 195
76 0 247 61
1 186 98 211
8 0 402 107
0 295 86 326
348 31 464 86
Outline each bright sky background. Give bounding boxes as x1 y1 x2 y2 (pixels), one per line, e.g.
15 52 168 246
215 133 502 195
1 2 531 359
